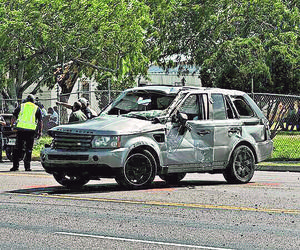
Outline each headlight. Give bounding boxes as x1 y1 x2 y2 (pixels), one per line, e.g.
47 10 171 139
92 136 121 148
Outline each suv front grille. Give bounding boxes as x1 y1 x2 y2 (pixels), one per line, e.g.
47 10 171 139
53 133 93 150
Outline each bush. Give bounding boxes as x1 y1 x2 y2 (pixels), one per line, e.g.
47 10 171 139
33 136 52 158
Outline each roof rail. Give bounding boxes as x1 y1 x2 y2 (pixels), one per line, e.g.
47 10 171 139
181 86 202 90
138 83 180 87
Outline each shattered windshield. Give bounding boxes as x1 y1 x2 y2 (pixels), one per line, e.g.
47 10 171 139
101 89 176 117
123 110 163 120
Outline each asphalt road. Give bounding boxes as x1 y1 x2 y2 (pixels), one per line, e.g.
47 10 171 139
0 161 299 249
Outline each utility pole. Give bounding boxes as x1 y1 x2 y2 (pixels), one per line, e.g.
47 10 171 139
251 76 254 99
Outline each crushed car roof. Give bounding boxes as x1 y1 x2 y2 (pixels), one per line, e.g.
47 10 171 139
127 85 247 96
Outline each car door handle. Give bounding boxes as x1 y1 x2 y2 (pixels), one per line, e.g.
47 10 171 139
197 130 211 136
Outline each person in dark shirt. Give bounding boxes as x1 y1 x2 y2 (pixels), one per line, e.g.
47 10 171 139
68 102 87 123
78 97 97 119
56 97 97 120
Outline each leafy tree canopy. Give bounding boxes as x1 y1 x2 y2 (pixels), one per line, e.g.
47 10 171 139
0 0 151 99
152 0 300 94
0 0 299 99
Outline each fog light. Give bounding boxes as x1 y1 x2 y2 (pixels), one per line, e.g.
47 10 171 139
93 155 99 161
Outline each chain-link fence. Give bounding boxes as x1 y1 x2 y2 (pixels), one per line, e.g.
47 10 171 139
56 90 121 125
0 90 121 134
59 90 122 115
253 93 300 160
1 90 299 160
53 91 300 160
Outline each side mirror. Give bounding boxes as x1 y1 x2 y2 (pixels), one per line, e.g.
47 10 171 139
171 111 188 124
177 112 188 124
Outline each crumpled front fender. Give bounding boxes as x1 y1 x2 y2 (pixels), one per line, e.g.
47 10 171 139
122 135 163 167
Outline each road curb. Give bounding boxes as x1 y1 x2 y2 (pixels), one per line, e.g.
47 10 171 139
256 164 300 172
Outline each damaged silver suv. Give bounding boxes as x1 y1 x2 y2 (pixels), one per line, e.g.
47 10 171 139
41 85 273 188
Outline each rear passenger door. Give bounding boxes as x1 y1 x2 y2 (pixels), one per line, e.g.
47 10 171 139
210 93 243 166
232 96 266 143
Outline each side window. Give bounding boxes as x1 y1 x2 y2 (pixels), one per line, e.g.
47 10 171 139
178 94 209 120
179 94 199 120
211 94 226 120
233 97 254 117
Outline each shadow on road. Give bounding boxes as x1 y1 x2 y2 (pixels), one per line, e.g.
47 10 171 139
7 179 227 195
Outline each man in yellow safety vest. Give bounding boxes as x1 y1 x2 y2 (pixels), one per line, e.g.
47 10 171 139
10 94 43 171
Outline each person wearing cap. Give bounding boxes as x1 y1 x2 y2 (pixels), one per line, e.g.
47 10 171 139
10 94 43 171
78 97 97 119
56 97 97 120
68 102 87 124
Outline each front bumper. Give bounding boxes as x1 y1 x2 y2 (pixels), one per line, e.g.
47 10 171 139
40 147 128 177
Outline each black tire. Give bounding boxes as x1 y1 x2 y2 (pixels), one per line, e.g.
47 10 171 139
53 173 89 188
159 173 186 184
115 149 157 188
5 146 24 162
5 147 13 161
223 145 255 184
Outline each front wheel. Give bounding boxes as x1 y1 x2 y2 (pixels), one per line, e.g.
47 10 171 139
223 145 255 184
115 149 157 188
53 173 89 188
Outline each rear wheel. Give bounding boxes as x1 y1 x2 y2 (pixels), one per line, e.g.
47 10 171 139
5 146 24 162
53 173 89 188
159 173 186 184
115 149 157 188
223 145 255 184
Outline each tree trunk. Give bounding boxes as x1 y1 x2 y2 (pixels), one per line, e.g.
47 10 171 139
55 62 81 124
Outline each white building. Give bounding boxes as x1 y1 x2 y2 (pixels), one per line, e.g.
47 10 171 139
139 65 201 87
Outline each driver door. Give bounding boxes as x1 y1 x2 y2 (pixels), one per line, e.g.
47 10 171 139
166 94 214 172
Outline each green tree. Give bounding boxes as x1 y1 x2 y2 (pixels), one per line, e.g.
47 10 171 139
0 0 151 101
151 0 300 94
145 0 207 68
200 0 300 94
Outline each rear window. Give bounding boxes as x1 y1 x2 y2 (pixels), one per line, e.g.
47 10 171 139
232 97 254 117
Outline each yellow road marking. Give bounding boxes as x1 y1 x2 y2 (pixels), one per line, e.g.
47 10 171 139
0 172 52 178
13 193 300 215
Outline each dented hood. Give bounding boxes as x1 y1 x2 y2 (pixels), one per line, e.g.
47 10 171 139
48 116 165 136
